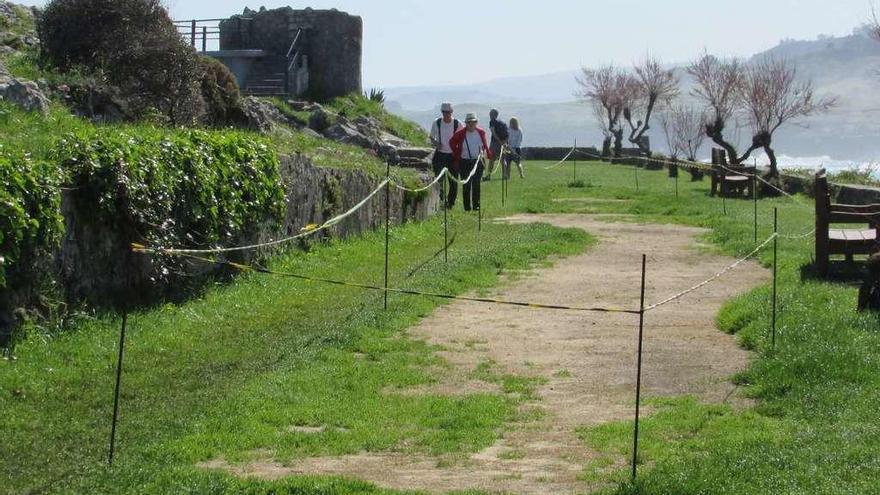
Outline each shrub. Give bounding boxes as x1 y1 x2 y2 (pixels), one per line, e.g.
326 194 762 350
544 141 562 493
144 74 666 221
366 87 385 105
198 56 244 127
828 165 880 187
56 128 286 305
58 128 286 251
0 151 63 291
38 0 203 124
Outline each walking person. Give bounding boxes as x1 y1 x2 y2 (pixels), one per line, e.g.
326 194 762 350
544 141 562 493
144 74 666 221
483 108 508 181
505 116 524 179
450 113 492 211
430 102 461 208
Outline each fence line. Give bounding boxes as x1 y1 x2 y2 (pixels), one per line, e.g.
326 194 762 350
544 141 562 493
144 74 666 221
137 178 390 255
543 146 577 170
644 233 778 312
134 249 642 315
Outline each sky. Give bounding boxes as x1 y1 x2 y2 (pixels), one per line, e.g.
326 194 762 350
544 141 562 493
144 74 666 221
15 0 877 88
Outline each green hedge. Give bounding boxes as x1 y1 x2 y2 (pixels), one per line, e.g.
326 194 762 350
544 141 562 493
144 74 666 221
56 129 286 253
0 150 63 289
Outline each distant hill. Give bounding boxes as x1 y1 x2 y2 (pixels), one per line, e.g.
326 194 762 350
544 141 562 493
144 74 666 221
386 28 880 164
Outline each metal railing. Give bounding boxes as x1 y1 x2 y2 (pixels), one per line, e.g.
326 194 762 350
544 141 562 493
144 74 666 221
284 28 304 94
173 18 252 53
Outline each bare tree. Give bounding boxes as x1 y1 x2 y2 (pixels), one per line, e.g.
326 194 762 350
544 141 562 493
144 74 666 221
688 53 744 163
738 57 836 176
661 104 706 162
576 65 634 156
624 57 679 152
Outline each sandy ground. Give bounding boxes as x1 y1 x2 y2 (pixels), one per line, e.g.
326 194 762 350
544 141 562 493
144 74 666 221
200 214 769 494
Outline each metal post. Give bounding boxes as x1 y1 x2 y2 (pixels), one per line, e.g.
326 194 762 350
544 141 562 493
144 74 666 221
574 138 578 182
501 168 505 207
202 26 207 53
722 194 727 216
772 207 778 350
632 254 647 481
478 203 482 232
190 20 196 47
753 175 759 244
108 311 128 466
384 163 391 310
634 167 639 192
443 170 448 263
674 165 679 199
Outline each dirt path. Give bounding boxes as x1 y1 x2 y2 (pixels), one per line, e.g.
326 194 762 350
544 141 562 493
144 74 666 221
203 214 769 494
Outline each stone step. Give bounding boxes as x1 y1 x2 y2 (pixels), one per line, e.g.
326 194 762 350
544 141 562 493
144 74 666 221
244 87 286 96
397 147 433 160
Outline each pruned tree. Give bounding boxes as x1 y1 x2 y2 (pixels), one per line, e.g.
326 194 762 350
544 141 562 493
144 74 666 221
576 65 637 156
661 104 706 162
738 57 835 177
624 57 679 152
688 53 744 163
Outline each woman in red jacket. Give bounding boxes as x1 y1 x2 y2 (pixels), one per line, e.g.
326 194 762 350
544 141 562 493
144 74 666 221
449 113 492 211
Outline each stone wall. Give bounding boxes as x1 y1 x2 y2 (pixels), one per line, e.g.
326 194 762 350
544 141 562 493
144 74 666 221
2 157 438 345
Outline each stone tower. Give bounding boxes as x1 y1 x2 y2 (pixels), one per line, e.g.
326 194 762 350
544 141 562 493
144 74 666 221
218 6 362 100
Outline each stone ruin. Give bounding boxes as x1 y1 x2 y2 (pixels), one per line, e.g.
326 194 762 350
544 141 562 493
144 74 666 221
214 6 362 100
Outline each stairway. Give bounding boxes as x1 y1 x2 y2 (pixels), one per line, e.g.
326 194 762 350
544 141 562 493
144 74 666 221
243 56 287 97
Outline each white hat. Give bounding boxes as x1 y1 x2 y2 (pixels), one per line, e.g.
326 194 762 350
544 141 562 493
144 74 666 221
464 112 478 123
440 102 453 112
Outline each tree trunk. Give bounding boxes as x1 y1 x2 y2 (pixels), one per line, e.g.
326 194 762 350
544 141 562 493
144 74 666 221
601 137 612 157
706 118 739 164
763 144 778 177
612 129 624 156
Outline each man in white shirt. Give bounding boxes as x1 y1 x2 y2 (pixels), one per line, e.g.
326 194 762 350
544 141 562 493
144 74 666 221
430 102 461 208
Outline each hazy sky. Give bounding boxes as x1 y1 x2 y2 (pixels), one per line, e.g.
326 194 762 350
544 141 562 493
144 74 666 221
16 0 876 87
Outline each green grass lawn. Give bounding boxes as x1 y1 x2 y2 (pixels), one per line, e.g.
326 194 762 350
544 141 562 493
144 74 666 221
2 157 878 494
486 160 880 494
0 197 590 494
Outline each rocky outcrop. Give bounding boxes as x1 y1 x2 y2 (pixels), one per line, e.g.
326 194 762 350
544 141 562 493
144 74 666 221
0 63 49 114
0 2 40 56
0 2 49 115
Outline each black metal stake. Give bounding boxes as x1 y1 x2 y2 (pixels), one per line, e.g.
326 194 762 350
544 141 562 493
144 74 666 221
632 254 647 481
753 175 759 244
108 310 128 466
501 171 505 207
722 194 727 216
443 170 448 263
772 207 778 350
634 167 639 192
675 168 679 199
478 203 482 232
384 163 391 310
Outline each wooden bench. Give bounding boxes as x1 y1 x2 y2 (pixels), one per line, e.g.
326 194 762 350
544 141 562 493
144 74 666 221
814 170 880 276
709 148 755 198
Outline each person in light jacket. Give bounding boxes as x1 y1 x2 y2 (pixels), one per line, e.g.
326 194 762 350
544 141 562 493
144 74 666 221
504 116 524 179
449 113 492 211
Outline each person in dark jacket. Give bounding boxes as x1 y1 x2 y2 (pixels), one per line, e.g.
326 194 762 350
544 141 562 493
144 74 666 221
429 102 461 208
483 108 508 181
